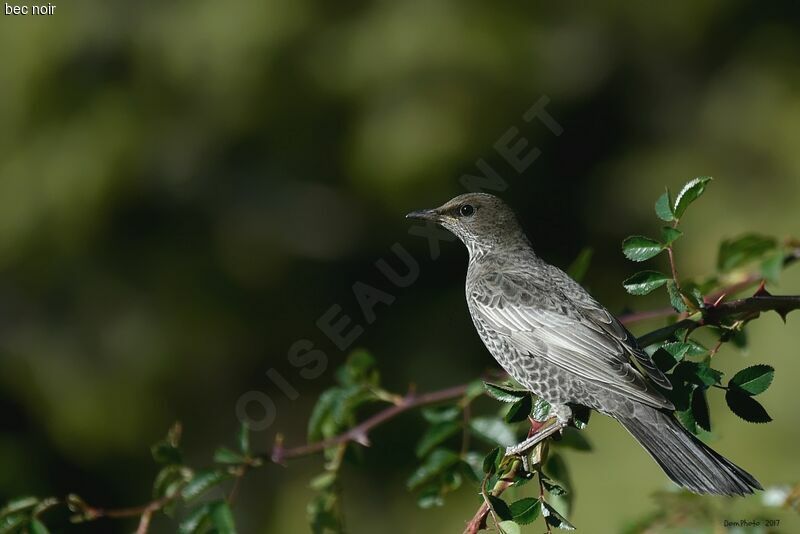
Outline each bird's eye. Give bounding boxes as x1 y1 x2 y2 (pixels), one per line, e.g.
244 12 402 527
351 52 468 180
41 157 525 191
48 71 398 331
459 204 475 217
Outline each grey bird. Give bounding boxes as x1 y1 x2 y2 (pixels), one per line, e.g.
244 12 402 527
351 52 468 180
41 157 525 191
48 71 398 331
407 193 761 496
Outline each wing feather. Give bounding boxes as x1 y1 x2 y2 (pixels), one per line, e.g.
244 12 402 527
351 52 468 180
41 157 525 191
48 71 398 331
470 272 672 410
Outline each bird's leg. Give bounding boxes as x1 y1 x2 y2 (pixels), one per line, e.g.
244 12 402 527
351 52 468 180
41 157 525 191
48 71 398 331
505 404 572 460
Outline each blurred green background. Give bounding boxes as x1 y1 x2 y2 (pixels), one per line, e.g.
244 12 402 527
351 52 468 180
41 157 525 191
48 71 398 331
1 1 799 532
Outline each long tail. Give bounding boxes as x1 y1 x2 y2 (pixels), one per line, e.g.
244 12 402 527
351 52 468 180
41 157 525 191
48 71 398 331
617 405 762 496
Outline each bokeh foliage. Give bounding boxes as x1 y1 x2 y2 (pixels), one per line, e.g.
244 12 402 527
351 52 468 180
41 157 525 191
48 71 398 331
2 1 800 533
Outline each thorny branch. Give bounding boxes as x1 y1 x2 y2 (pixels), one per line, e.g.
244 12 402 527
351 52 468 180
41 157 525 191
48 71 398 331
60 259 800 533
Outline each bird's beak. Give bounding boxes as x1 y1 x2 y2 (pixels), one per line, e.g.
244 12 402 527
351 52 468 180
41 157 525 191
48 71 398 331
405 208 441 222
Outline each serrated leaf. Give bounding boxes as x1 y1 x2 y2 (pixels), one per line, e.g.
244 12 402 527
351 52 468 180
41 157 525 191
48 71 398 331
406 449 461 490
623 271 669 295
662 341 707 361
421 405 461 424
151 441 183 465
673 177 712 219
209 500 237 534
510 498 541 525
309 472 337 491
488 495 512 521
0 497 39 518
655 190 674 222
178 504 211 534
214 447 246 465
676 407 698 434
725 389 772 423
483 382 528 403
153 465 190 500
416 486 444 509
0 513 26 532
29 519 50 534
504 395 533 424
622 236 664 262
181 470 229 502
532 398 552 421
542 478 568 496
718 234 778 272
566 247 593 283
339 349 379 387
498 520 521 534
237 422 250 455
666 280 688 313
660 226 683 245
761 252 784 284
415 421 461 458
730 365 774 396
469 417 517 447
571 405 591 429
691 387 711 432
483 447 501 475
541 502 576 530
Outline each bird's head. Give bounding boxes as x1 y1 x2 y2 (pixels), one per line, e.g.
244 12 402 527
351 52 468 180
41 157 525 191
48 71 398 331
406 193 528 255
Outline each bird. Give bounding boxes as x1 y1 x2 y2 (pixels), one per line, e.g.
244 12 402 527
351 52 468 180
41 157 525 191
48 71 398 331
407 192 761 496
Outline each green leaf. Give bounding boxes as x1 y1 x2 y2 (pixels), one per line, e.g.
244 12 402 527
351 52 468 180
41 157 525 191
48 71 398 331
482 447 501 475
0 497 39 518
566 247 593 283
532 398 552 421
29 519 50 534
542 478 568 496
665 280 688 312
717 234 778 272
498 520 521 534
469 417 517 447
730 365 774 396
676 407 698 434
415 421 461 458
339 349 379 386
307 388 344 441
622 236 664 262
237 422 250 455
725 389 772 423
655 190 674 222
416 486 445 509
406 449 461 490
421 405 461 424
178 504 211 534
541 501 576 530
691 387 711 432
209 500 237 534
153 465 191 499
623 271 669 295
661 341 707 361
571 405 591 429
488 495 512 521
214 447 247 465
673 177 712 219
483 382 528 403
0 513 26 533
181 470 229 502
761 252 784 284
309 472 337 491
151 441 183 465
504 395 533 424
510 498 541 525
660 226 683 245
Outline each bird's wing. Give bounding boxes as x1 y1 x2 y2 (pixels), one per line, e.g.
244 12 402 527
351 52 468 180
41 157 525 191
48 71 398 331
469 271 672 409
545 264 672 390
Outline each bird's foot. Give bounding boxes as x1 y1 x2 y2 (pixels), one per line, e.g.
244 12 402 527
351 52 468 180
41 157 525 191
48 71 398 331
505 404 572 470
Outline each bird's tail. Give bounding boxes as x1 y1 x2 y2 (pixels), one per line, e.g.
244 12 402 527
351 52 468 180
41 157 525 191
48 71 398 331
617 406 762 496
